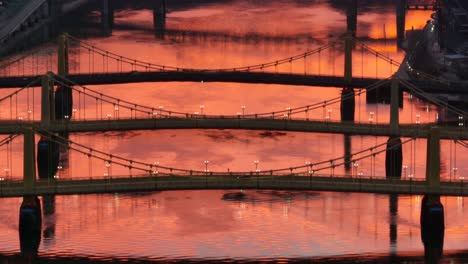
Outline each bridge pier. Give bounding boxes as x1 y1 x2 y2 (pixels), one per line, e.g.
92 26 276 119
153 0 166 39
396 0 407 47
55 85 73 120
346 0 358 36
340 88 355 121
385 137 403 178
37 136 60 180
420 194 444 263
19 196 42 258
101 0 114 36
344 135 352 171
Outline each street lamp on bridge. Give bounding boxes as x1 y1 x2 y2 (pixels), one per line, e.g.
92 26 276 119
254 160 259 171
353 161 359 177
241 105 246 116
368 111 374 123
200 105 205 115
204 160 210 173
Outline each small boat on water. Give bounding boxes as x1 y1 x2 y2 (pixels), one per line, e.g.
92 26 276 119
222 191 246 201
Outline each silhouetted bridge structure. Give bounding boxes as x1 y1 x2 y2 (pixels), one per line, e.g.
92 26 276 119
1 174 467 198
0 72 467 94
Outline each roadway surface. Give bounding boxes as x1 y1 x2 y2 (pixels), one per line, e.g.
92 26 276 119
0 71 467 94
0 175 466 198
1 118 468 139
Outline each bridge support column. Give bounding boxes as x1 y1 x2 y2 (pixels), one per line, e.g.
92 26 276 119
57 33 69 77
390 78 400 132
23 128 36 190
396 0 407 47
346 0 358 36
341 31 355 122
41 73 55 128
340 88 355 121
344 32 353 84
19 196 42 257
153 0 166 39
344 135 352 172
385 137 402 178
425 127 440 192
420 194 444 263
101 0 113 36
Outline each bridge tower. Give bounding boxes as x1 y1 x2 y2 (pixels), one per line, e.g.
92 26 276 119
101 0 114 36
23 128 36 190
396 0 407 47
41 73 55 128
425 127 440 192
340 32 355 122
385 78 402 178
56 33 73 120
57 33 69 77
153 0 166 39
346 0 358 37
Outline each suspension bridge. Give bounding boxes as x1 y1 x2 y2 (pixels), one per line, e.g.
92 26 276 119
0 34 467 92
0 33 466 198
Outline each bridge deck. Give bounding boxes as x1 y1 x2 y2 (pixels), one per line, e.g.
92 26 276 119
4 118 467 139
1 175 466 197
0 72 466 94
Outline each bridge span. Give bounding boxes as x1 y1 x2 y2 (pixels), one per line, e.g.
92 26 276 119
1 174 467 198
1 71 467 94
1 119 467 139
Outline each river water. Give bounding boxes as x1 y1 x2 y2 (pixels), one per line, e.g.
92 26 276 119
0 0 467 263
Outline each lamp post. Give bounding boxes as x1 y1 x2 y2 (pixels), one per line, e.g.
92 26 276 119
158 105 164 117
241 105 246 116
416 114 421 124
353 161 359 178
200 105 205 115
204 160 209 174
459 116 464 127
105 161 111 176
254 160 259 171
305 161 311 172
369 111 374 124
286 107 292 119
453 167 458 181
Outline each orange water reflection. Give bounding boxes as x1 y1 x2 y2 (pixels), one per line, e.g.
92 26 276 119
0 0 466 261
